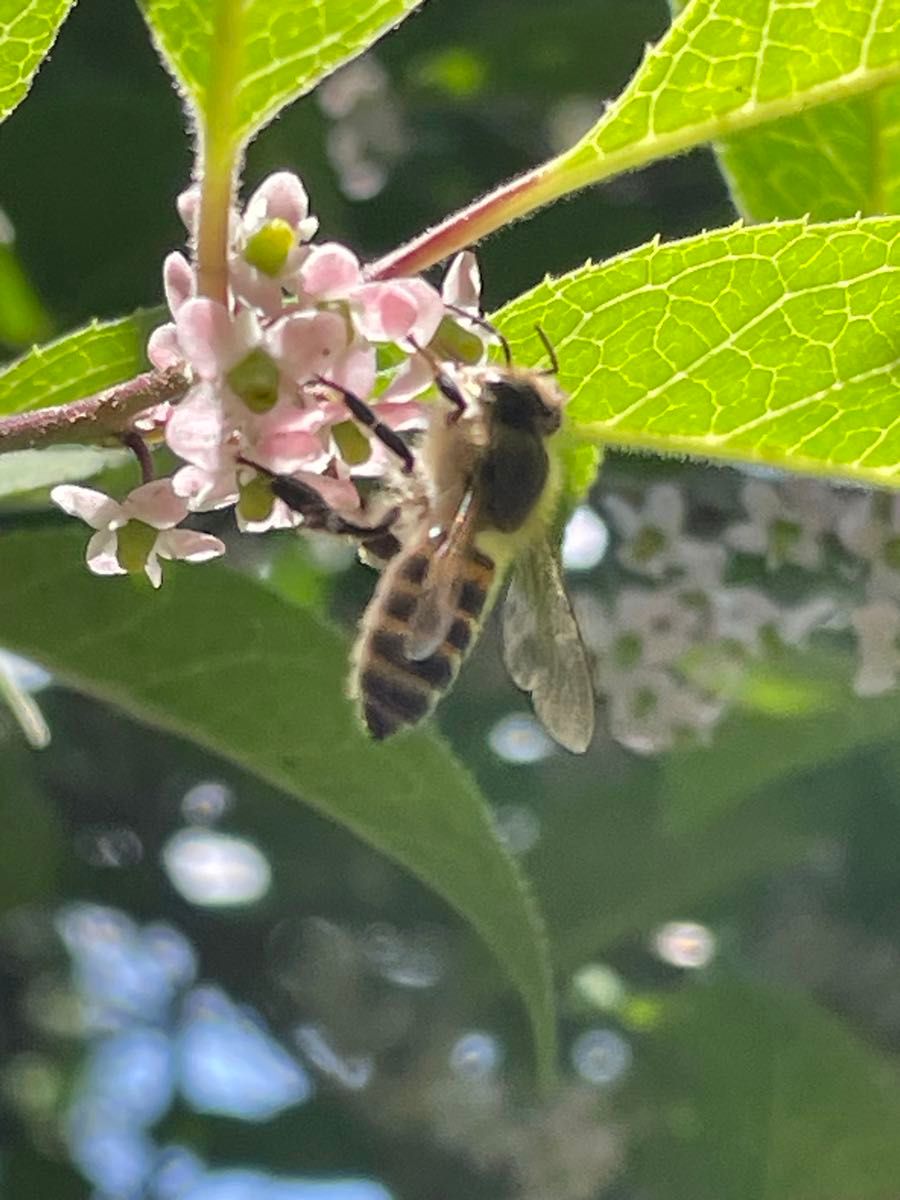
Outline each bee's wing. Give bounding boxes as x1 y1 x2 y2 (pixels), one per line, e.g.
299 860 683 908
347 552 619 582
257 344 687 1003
405 488 480 661
502 537 595 753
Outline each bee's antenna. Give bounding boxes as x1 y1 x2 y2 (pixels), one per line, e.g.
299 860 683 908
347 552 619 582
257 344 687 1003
534 324 559 376
445 304 512 366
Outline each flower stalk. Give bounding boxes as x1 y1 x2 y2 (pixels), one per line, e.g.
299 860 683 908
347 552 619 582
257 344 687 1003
0 365 190 454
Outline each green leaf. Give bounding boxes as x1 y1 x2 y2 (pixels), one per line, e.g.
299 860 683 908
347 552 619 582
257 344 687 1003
719 84 900 222
533 758 815 973
0 0 75 124
0 743 60 911
545 0 900 203
499 217 900 488
636 978 900 1199
0 446 131 501
662 678 900 836
138 0 424 147
0 529 556 1086
0 243 52 348
0 308 164 416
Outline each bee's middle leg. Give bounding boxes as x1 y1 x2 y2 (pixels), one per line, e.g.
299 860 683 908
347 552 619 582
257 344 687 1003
313 377 415 474
238 456 400 541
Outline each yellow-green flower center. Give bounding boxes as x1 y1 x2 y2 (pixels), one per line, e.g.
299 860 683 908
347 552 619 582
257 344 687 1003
117 520 158 575
228 348 280 413
332 420 371 466
244 218 295 277
239 474 276 523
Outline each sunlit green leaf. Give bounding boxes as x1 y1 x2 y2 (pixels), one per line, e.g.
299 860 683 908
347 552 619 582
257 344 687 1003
138 0 424 146
0 308 164 416
0 529 556 1086
0 0 75 124
719 85 900 222
664 0 900 222
499 217 900 487
550 0 900 199
636 978 900 1199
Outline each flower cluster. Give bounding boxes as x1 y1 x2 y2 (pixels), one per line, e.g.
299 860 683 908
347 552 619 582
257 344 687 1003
570 473 900 755
52 172 485 586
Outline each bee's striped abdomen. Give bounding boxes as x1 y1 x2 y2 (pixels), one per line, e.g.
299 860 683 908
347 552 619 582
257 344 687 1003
351 545 495 740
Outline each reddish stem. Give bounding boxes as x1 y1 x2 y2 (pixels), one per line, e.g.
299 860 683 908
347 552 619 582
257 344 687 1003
121 430 156 484
365 165 554 280
0 365 190 454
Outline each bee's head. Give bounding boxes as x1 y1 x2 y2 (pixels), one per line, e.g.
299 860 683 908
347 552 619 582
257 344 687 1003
484 370 565 437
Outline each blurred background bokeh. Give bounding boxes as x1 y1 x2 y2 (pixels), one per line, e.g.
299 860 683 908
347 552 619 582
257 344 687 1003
3 2 900 1198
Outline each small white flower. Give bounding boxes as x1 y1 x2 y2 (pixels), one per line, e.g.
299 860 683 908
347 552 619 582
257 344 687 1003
837 492 900 601
603 484 685 578
50 480 225 588
673 538 728 593
711 587 835 655
607 666 723 756
573 590 724 755
850 601 900 696
609 587 703 669
726 478 837 571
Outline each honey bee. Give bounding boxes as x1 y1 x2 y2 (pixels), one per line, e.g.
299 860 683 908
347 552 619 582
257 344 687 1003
249 332 595 754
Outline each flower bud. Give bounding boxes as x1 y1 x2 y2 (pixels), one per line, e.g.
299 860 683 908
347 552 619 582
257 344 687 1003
227 348 280 413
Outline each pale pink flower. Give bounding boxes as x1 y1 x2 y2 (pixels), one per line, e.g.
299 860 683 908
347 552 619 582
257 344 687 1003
230 173 319 315
296 243 444 347
381 251 486 402
50 480 224 588
164 302 352 515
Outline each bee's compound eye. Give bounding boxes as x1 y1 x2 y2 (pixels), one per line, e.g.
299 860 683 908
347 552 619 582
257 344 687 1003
540 406 562 434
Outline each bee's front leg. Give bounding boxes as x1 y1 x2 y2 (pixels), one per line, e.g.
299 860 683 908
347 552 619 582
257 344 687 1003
433 370 468 424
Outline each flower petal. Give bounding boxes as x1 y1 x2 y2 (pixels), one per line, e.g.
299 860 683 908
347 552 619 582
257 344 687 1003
51 485 122 530
176 185 201 233
442 251 481 311
379 354 434 403
163 252 195 316
85 528 125 576
144 550 164 588
297 242 361 300
175 299 257 379
165 383 231 469
155 529 226 564
352 279 443 345
123 479 189 529
244 171 311 230
147 323 183 370
327 342 376 399
274 310 347 381
171 464 239 512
